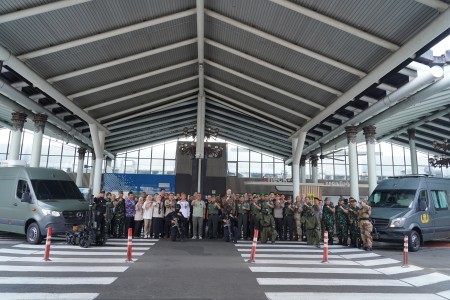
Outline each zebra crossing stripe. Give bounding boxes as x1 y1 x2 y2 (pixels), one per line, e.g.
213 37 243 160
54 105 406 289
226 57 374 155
357 258 400 266
340 253 381 259
265 293 444 300
376 265 423 275
0 249 39 255
13 244 150 251
108 238 159 242
106 242 155 246
0 277 117 285
328 248 364 253
0 265 128 272
251 259 358 266
235 244 324 248
249 267 379 274
437 290 450 299
0 293 99 299
257 278 410 286
0 256 137 263
238 248 323 253
33 250 145 256
401 272 450 287
240 253 343 259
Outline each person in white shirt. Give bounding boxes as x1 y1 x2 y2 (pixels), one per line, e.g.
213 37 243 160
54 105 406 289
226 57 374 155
143 195 153 238
178 193 190 236
134 197 144 238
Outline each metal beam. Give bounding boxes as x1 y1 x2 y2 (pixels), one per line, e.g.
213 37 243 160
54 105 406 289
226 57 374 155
108 132 185 152
205 59 324 110
106 125 188 145
415 0 449 12
0 0 92 24
109 135 182 154
18 8 197 60
100 90 198 123
269 0 399 51
205 39 342 96
68 60 198 99
47 38 197 83
205 76 311 120
205 9 366 77
84 76 198 111
205 93 295 132
107 103 197 130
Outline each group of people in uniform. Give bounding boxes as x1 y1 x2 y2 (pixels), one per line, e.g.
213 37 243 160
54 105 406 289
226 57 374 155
92 189 373 250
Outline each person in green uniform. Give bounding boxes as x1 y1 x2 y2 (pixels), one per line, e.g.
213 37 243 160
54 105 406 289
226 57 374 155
335 197 349 246
207 195 220 239
348 197 360 248
114 191 125 238
261 193 274 215
283 196 295 241
259 208 277 244
322 197 335 245
301 204 321 248
236 194 250 239
249 196 261 238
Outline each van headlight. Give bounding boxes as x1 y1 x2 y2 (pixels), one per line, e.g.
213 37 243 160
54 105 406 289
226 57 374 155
41 208 61 217
389 217 406 228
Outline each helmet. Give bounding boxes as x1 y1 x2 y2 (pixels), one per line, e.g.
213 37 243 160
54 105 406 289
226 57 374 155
175 204 181 211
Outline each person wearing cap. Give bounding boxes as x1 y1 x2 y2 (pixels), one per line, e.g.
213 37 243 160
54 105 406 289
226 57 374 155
293 195 304 241
273 195 284 240
164 193 177 239
348 197 361 247
322 197 335 245
358 199 373 251
259 207 277 244
283 196 295 241
261 193 274 215
207 195 220 239
236 194 250 240
336 197 349 246
94 190 108 238
249 195 262 239
124 191 136 236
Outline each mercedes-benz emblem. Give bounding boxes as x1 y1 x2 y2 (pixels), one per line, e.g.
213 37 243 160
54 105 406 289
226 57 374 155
76 212 83 218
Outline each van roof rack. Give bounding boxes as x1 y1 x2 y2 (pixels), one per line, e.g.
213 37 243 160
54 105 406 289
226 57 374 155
388 174 433 178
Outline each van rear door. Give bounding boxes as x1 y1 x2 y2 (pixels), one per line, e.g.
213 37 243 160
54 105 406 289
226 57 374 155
430 190 450 239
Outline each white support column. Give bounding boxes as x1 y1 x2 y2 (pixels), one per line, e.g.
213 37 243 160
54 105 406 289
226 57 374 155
346 126 359 200
94 130 105 195
89 152 95 192
76 148 86 187
300 156 306 183
292 133 306 198
9 112 27 160
408 128 418 175
311 155 319 184
363 125 377 195
30 114 47 167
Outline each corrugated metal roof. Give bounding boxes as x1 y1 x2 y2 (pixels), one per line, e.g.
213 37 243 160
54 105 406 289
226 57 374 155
0 0 58 14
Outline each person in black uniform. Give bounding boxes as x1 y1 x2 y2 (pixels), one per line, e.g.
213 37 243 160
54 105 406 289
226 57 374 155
222 205 238 243
93 190 108 239
168 204 186 242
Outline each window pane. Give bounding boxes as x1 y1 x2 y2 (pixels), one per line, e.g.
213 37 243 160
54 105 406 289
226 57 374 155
250 151 261 162
228 144 237 161
47 156 61 169
62 144 76 157
138 159 150 174
125 158 138 173
127 150 139 158
382 165 394 177
41 137 50 156
238 162 249 178
40 155 48 168
140 147 151 158
285 165 292 179
61 156 75 173
394 165 406 176
0 129 10 153
238 147 249 161
164 142 176 159
380 143 393 165
274 163 284 179
417 152 429 165
20 154 30 164
262 162 273 178
228 162 237 176
114 156 125 173
250 162 261 178
164 160 175 175
322 164 333 180
262 154 273 162
357 144 367 165
392 144 405 166
335 164 346 180
152 145 164 159
404 148 411 166
21 131 33 155
151 159 164 174
48 140 62 155
375 144 381 165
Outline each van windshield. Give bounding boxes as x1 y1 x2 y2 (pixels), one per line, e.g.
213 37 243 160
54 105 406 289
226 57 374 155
31 180 85 200
368 190 416 208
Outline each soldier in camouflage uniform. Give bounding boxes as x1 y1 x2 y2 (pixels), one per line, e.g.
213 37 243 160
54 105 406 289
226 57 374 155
259 208 277 243
358 200 373 251
293 195 303 241
322 197 335 245
249 196 261 238
114 191 125 238
260 193 274 215
236 194 250 239
335 198 349 246
348 197 360 248
301 204 320 248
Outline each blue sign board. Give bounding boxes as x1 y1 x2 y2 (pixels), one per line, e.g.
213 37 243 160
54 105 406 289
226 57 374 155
103 173 175 195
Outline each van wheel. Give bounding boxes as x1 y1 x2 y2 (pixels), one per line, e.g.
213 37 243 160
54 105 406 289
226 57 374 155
26 223 43 244
408 230 421 252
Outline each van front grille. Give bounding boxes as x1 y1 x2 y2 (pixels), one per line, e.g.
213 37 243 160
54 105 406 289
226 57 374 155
63 210 87 221
371 218 389 229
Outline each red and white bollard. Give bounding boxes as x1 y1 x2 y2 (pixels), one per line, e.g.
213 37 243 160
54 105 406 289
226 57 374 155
247 229 259 263
402 235 409 268
322 231 329 263
43 227 52 261
126 228 133 262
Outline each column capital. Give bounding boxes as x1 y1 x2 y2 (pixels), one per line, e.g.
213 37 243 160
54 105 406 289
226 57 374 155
11 111 27 132
345 125 358 144
78 147 87 159
310 154 318 167
33 114 48 133
407 128 416 140
363 125 377 144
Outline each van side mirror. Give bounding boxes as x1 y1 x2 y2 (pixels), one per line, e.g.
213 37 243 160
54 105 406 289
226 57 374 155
21 192 31 203
419 200 427 211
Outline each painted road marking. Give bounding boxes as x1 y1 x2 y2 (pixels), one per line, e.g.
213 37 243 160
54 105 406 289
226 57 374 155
249 267 379 274
437 290 450 299
257 278 410 286
401 272 450 287
13 244 150 251
265 293 444 300
33 250 144 256
0 256 137 263
0 265 128 272
240 253 342 259
0 293 98 300
375 265 423 275
357 258 401 267
251 259 358 266
340 253 380 259
0 277 117 285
